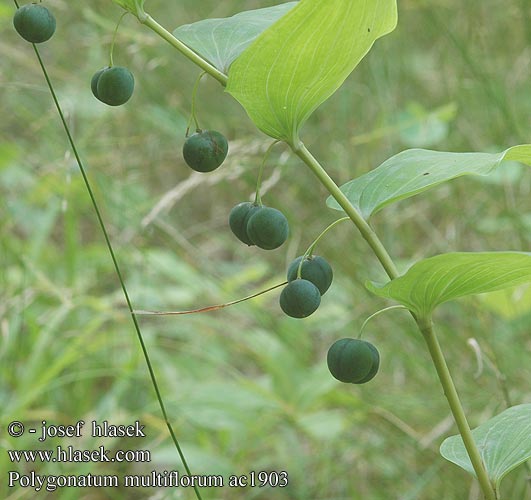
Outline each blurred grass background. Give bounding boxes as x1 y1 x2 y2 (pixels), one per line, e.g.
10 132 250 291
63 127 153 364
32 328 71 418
1 0 530 499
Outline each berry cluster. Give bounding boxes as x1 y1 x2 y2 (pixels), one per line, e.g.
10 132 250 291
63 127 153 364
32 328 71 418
13 2 381 385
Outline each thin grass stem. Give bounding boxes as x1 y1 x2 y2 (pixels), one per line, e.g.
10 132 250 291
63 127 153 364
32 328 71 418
22 21 203 500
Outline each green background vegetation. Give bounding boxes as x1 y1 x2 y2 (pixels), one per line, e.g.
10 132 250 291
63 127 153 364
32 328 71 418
1 0 530 498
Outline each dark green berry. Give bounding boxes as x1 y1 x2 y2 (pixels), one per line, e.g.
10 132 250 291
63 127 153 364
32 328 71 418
90 68 107 100
92 66 135 106
183 130 228 172
229 202 260 246
356 342 380 383
287 255 333 295
246 206 289 250
279 279 321 318
13 3 56 44
327 338 380 384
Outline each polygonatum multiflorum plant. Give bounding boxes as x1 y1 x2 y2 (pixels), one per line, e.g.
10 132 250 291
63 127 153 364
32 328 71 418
13 0 531 498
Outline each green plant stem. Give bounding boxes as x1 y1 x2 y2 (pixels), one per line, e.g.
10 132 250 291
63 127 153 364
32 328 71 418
109 12 128 67
292 140 497 500
187 71 206 134
296 216 349 279
418 318 496 500
307 217 349 256
134 281 287 316
26 31 203 500
358 305 407 339
141 13 227 86
293 142 399 279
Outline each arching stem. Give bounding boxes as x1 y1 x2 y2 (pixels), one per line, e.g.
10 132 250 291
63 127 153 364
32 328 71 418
293 142 399 279
140 13 227 86
358 305 408 339
113 9 499 500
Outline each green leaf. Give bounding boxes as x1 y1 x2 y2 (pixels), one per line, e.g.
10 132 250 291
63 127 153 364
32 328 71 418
440 404 531 493
226 0 398 143
327 145 531 219
366 252 531 317
173 3 297 74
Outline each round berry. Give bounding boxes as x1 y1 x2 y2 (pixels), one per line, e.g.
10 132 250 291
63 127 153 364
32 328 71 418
246 206 289 250
287 255 333 295
92 66 135 106
229 202 260 246
327 338 380 384
183 130 228 172
279 279 321 318
356 342 380 384
90 68 107 100
13 3 56 44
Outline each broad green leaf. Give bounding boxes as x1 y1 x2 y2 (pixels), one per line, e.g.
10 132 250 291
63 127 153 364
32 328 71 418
173 3 297 74
226 0 398 143
366 252 531 317
440 404 531 493
327 145 531 219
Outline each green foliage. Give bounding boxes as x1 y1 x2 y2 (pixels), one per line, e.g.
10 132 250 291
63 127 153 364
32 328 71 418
228 201 260 246
440 404 531 495
92 66 135 106
5 0 531 498
173 3 297 74
287 255 333 295
182 130 229 173
246 206 289 250
13 3 56 44
366 252 531 318
279 279 321 318
327 338 380 384
226 0 398 143
327 145 531 219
